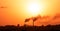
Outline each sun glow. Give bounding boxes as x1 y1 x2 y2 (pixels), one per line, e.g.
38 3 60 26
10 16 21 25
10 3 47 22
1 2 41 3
27 3 43 16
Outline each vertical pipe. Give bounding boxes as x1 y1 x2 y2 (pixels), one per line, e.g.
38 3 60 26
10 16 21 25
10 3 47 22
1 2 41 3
33 20 34 27
33 20 34 31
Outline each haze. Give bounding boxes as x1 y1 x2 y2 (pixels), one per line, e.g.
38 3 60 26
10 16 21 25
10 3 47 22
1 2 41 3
0 0 60 26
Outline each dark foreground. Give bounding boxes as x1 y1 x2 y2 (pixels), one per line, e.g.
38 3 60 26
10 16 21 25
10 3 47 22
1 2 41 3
0 24 60 31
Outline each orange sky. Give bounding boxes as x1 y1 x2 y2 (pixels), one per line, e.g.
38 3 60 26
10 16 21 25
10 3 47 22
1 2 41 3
0 0 60 26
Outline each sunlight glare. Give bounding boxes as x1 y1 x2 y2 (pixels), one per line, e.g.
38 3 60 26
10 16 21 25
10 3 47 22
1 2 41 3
27 3 43 16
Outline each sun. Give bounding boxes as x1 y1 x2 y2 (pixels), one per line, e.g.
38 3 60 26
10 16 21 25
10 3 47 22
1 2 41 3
27 3 43 16
29 3 39 13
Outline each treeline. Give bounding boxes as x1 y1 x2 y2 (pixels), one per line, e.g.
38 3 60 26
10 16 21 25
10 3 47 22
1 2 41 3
0 24 60 31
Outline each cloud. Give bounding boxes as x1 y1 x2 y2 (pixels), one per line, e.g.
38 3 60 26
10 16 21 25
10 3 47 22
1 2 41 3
31 13 60 26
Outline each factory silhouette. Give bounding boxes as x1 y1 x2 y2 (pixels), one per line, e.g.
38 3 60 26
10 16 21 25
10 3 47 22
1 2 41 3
0 13 60 31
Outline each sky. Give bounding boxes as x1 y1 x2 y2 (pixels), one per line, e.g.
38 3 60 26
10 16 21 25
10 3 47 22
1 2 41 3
0 0 60 26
